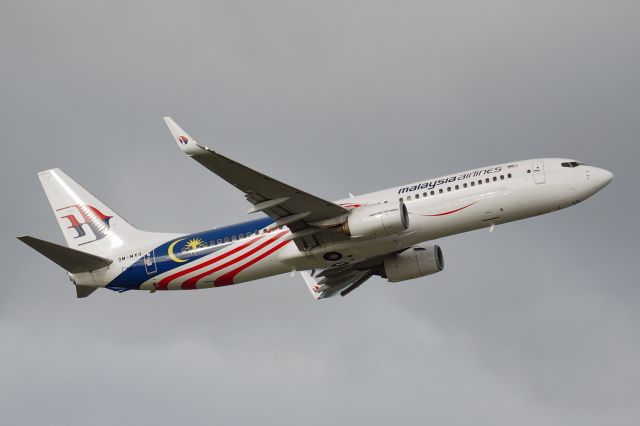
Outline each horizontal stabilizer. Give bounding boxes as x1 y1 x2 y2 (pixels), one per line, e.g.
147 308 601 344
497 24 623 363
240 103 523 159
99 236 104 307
18 236 112 273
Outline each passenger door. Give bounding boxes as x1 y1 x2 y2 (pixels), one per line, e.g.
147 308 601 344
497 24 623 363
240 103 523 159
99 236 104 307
143 250 157 274
532 160 546 184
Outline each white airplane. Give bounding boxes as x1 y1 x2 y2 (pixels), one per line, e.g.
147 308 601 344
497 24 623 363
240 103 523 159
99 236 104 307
18 117 613 299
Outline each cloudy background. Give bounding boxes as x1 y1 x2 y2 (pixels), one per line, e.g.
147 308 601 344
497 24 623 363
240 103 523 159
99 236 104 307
1 1 638 424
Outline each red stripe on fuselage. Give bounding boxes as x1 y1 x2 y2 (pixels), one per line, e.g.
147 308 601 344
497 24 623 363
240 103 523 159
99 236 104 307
181 231 287 289
157 237 262 290
424 202 477 217
214 239 292 287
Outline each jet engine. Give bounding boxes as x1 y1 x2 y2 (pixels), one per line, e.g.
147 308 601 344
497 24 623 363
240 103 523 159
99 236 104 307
383 245 444 282
342 202 409 237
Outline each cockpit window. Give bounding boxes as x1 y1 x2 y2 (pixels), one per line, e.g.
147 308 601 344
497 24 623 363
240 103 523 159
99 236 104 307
561 161 584 168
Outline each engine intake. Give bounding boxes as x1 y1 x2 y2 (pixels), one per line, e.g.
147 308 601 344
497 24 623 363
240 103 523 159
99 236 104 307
342 202 409 237
384 245 444 282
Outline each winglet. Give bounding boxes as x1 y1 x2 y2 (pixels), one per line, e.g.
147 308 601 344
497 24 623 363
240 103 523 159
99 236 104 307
299 271 324 300
163 116 206 156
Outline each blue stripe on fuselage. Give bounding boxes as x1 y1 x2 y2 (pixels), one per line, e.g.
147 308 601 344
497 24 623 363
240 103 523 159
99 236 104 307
106 217 274 290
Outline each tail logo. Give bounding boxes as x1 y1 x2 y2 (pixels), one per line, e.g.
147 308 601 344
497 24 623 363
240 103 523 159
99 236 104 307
56 204 112 245
178 135 189 145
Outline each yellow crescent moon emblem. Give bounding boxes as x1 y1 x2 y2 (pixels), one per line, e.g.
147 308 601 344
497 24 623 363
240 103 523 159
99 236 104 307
168 239 188 263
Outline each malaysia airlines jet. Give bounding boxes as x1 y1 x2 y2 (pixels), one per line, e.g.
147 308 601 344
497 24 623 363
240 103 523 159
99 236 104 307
18 118 613 299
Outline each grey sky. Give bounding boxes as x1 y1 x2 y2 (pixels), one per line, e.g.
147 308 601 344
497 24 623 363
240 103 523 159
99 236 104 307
1 1 638 425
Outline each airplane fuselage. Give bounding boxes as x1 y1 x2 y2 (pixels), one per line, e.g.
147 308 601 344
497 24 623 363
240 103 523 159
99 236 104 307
71 158 612 293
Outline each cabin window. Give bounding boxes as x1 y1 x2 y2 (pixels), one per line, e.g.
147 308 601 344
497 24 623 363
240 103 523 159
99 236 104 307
439 188 443 194
239 233 244 239
447 187 451 192
224 237 229 243
478 180 482 185
455 185 459 190
423 192 428 197
232 235 237 241
399 197 403 202
485 178 490 183
407 195 412 201
415 194 419 199
217 239 222 244
430 190 435 196
493 176 497 181
508 173 512 178
500 175 504 180
471 181 475 186
463 183 468 188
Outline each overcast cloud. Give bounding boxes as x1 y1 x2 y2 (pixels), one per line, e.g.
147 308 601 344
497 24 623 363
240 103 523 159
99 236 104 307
1 1 639 425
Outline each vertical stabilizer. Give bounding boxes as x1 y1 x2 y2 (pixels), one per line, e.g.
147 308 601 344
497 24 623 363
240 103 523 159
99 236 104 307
38 168 148 256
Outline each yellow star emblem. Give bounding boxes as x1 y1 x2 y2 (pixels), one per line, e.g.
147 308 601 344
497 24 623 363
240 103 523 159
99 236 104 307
184 237 205 252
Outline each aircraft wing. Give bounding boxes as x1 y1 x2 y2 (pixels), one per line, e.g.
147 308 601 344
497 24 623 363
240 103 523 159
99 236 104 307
301 266 375 299
299 253 391 299
164 117 349 249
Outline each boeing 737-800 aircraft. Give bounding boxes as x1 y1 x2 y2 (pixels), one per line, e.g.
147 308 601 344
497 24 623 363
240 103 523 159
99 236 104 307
18 118 613 299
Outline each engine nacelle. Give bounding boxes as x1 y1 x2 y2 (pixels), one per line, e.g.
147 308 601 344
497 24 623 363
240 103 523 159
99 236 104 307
342 202 409 237
383 245 444 282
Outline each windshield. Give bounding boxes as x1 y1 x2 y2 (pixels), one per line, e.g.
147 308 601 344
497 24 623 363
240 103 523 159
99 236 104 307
561 161 584 168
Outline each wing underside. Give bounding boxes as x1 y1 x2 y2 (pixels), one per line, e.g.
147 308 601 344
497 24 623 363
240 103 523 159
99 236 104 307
301 269 374 299
300 253 390 299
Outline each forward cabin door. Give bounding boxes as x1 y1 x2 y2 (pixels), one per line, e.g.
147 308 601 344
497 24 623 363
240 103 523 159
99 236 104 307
532 160 546 184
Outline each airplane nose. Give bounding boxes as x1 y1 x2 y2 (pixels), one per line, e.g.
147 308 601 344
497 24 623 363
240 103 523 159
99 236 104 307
591 167 613 190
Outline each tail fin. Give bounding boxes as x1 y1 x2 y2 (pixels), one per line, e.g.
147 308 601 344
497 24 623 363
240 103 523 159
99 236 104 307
38 168 147 256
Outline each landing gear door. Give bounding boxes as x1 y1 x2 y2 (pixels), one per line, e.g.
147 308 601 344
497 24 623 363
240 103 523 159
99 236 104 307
532 160 546 184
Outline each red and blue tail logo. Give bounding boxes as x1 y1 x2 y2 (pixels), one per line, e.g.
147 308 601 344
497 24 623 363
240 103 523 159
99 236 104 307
56 204 113 245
